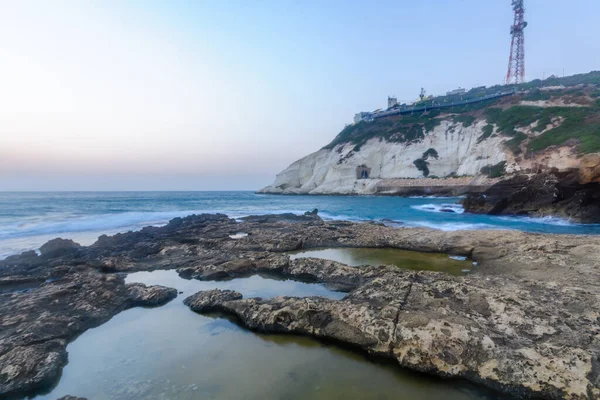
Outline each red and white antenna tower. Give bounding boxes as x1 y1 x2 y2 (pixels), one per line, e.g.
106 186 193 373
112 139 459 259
505 0 527 84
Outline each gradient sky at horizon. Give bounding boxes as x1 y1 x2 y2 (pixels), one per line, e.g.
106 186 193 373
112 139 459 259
1 0 599 191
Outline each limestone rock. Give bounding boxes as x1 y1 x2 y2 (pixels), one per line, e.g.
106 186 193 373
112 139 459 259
462 170 600 223
126 283 178 307
0 270 177 398
2 212 600 398
0 340 67 397
39 238 81 258
183 289 243 312
579 153 600 184
185 263 600 399
258 120 509 195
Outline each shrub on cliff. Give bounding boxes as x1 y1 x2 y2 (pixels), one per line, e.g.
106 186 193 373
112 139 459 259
477 124 494 143
413 158 430 177
453 115 476 127
422 148 439 160
480 161 506 178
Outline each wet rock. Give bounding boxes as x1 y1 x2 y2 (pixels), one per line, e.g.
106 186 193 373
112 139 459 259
0 340 67 397
126 283 178 307
0 270 177 398
39 238 81 258
56 396 88 400
2 212 600 398
176 259 254 281
240 212 322 224
184 289 243 312
380 218 404 227
0 275 44 294
462 170 600 223
185 264 600 399
439 208 456 213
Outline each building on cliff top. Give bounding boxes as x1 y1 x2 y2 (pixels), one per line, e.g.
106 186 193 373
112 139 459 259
446 87 466 96
354 111 373 124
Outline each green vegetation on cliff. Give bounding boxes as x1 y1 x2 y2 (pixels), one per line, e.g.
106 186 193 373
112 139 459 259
485 104 600 154
324 111 439 151
323 102 492 151
477 124 494 144
324 71 600 154
480 161 507 178
453 115 476 127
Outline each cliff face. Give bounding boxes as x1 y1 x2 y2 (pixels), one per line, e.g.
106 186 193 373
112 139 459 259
260 81 600 195
259 119 508 195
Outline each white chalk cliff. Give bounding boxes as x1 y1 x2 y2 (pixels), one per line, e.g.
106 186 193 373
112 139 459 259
259 119 509 195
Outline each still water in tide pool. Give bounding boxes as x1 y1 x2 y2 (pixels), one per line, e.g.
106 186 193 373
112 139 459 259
290 247 473 276
33 270 499 400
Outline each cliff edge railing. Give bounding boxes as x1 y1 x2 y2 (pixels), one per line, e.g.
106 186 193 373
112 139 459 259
373 89 516 119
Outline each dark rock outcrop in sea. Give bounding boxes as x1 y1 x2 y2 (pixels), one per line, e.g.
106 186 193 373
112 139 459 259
462 168 600 223
1 212 600 399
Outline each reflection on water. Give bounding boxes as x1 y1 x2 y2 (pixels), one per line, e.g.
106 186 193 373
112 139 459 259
290 248 472 276
228 232 248 239
33 270 496 400
123 270 346 300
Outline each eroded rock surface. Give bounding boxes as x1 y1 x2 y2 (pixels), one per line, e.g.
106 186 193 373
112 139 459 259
1 212 600 399
0 269 176 398
185 263 600 399
126 283 177 307
462 169 600 223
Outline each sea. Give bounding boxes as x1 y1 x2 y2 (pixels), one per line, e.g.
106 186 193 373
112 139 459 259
2 191 599 260
7 191 594 400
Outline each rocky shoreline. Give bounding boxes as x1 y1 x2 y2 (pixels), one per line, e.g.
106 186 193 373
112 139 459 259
259 166 600 222
1 213 600 399
462 169 600 223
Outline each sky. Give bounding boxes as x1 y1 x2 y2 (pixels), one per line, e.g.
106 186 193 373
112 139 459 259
0 0 598 191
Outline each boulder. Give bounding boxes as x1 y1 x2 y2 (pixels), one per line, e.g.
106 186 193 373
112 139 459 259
462 170 600 222
39 238 81 258
126 283 178 307
184 289 243 312
579 153 600 184
0 341 68 397
240 212 322 223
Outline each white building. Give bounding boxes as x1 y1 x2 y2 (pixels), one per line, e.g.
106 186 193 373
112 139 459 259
354 112 372 123
446 88 466 96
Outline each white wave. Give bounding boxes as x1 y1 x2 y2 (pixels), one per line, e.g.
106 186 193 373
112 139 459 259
496 215 576 226
449 255 467 261
0 210 201 240
317 211 366 222
378 219 405 228
411 203 465 214
0 207 360 244
406 220 508 231
408 196 465 199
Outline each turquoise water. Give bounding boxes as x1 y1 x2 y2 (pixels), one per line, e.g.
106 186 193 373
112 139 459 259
1 191 599 259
